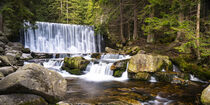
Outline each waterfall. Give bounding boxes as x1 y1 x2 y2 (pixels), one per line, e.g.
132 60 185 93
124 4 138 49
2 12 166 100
24 22 101 53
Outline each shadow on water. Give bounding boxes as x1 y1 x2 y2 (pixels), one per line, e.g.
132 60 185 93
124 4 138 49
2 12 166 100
64 78 206 105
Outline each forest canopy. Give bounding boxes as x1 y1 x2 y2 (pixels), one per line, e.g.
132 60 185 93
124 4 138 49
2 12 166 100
0 0 209 60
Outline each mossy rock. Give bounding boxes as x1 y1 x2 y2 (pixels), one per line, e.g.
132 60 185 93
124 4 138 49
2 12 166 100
111 60 128 77
128 72 151 80
113 69 125 77
171 55 210 81
154 72 177 82
201 85 210 105
62 57 90 75
91 53 101 59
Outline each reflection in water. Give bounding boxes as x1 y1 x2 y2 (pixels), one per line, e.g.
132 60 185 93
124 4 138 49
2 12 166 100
64 78 205 104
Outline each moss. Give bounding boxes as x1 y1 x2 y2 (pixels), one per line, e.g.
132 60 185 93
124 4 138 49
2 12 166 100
69 69 83 75
155 72 175 82
171 55 210 81
113 69 125 77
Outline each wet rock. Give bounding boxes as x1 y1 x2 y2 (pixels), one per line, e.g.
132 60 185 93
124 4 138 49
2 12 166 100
0 63 67 104
31 52 53 59
0 66 15 76
105 47 119 54
62 57 90 75
0 55 17 66
128 72 151 80
22 48 31 53
111 60 128 77
0 94 48 105
128 54 172 73
155 72 177 82
91 53 101 59
0 72 4 80
201 85 210 105
20 53 33 60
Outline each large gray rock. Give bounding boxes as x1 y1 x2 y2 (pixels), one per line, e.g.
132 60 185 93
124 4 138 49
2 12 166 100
0 94 48 105
127 54 172 80
201 85 210 105
0 63 67 104
0 66 15 76
128 54 172 73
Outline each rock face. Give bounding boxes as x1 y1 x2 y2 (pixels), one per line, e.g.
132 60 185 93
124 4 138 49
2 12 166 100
128 54 172 80
201 85 210 105
0 63 67 104
62 57 90 75
111 60 128 77
0 94 48 105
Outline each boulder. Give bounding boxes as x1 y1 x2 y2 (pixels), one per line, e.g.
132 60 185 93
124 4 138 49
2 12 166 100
0 47 4 55
0 66 15 76
0 55 17 66
128 72 151 80
62 57 90 75
0 72 4 80
154 72 177 82
91 53 101 59
111 60 128 77
22 48 31 53
0 41 5 48
7 42 24 51
20 53 33 60
0 63 67 104
0 36 9 44
128 54 172 73
5 50 22 59
105 47 119 54
201 85 210 105
0 94 48 105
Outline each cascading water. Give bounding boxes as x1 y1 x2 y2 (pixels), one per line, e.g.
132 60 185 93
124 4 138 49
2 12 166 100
23 21 129 82
24 22 102 53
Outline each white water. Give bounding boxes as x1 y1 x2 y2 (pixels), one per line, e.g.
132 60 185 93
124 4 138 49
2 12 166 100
36 54 131 82
24 22 101 53
149 76 157 83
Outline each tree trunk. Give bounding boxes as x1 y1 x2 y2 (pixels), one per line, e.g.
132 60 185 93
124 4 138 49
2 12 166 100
175 12 184 42
60 0 63 21
66 0 68 23
147 8 154 43
128 22 131 40
0 14 3 32
133 1 138 40
120 0 126 43
196 1 201 60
